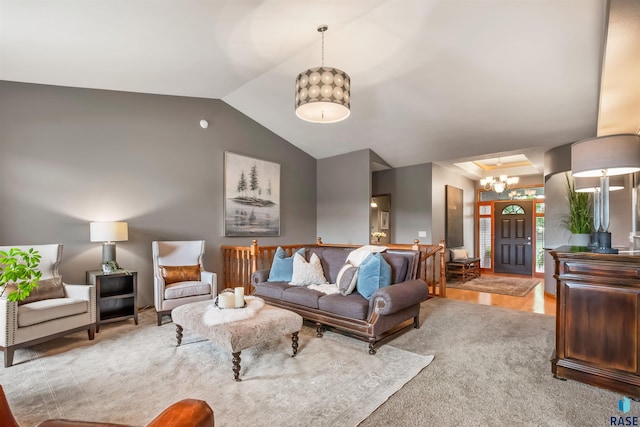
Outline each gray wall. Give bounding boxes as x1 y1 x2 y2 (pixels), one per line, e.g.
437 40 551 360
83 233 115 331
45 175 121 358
373 163 433 244
0 81 317 307
432 164 476 255
316 150 371 245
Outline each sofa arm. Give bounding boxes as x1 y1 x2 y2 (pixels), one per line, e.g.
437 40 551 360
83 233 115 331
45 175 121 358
251 269 270 287
369 279 429 316
0 298 18 347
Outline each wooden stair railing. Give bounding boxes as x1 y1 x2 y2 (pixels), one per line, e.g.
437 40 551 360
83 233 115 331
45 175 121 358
221 237 447 297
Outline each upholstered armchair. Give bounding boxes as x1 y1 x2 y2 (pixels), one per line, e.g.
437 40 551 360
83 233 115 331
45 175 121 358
152 241 216 326
0 385 215 427
0 244 96 368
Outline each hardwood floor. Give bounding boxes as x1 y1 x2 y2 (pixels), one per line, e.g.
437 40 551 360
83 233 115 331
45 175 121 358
440 273 556 316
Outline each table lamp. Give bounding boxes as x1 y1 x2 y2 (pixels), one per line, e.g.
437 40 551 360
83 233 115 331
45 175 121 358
90 221 128 267
571 134 640 253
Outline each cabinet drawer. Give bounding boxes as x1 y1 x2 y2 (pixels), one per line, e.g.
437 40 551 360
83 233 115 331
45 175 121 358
562 260 640 279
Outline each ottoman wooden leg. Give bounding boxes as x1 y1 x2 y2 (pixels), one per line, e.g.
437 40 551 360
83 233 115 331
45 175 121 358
291 331 299 357
232 351 242 382
175 324 183 346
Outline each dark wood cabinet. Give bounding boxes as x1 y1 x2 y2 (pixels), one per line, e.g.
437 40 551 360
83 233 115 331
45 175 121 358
550 247 640 398
86 271 138 332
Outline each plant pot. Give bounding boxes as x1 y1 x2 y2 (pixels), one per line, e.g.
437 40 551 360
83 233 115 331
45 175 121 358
569 233 591 247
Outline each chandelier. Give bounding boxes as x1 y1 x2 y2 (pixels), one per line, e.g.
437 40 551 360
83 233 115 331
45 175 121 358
295 25 351 123
480 175 519 194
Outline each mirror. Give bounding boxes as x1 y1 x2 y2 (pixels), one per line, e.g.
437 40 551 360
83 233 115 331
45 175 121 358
370 194 391 244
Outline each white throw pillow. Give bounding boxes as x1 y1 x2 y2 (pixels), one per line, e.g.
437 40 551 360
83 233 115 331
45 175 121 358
450 248 469 260
336 262 359 295
289 253 329 286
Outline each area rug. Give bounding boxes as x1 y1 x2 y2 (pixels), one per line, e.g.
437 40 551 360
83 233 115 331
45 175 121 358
0 309 433 427
357 298 638 426
446 275 540 296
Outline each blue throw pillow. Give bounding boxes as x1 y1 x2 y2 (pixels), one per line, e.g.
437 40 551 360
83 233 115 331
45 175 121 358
268 247 305 282
356 252 392 300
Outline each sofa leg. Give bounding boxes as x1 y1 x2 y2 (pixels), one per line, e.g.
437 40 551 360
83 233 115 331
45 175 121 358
315 323 324 338
157 312 163 326
413 315 420 329
88 325 96 340
368 342 377 355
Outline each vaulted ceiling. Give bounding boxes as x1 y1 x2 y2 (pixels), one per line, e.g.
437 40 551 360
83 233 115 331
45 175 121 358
0 0 609 178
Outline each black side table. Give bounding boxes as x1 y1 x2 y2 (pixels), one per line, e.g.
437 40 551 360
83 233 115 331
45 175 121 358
86 270 138 332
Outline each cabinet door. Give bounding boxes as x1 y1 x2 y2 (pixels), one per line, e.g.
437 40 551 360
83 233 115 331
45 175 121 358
562 281 639 373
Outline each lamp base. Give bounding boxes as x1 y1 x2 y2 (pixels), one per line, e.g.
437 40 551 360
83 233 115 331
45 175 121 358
102 243 118 264
593 231 618 254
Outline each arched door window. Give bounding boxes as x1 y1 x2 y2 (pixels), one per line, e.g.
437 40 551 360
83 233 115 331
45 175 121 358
501 204 525 215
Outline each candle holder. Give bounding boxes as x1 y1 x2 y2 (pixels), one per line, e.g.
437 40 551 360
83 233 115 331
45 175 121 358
215 288 246 309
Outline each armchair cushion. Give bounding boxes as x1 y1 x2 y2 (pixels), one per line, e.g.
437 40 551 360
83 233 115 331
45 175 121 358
159 265 201 285
8 276 65 305
18 298 88 327
450 248 469 260
165 281 212 300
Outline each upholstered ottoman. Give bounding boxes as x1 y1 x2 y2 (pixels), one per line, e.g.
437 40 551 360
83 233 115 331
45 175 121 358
171 298 303 381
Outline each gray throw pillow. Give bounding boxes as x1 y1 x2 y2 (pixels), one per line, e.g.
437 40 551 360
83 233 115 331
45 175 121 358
336 263 359 295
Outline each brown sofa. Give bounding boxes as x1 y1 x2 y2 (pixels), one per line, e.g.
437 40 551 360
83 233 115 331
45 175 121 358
251 245 430 354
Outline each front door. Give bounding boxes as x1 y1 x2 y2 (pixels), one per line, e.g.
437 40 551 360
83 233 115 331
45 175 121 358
494 200 533 275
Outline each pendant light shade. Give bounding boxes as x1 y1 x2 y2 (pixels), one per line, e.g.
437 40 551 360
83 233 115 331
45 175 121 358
295 25 351 123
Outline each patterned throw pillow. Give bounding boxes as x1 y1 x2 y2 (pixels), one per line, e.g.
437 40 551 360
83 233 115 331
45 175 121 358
336 262 359 295
268 247 305 282
356 253 392 300
159 265 201 285
289 253 328 286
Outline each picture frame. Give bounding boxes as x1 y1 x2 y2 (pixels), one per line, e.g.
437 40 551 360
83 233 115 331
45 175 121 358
224 152 280 237
445 185 464 248
380 211 389 230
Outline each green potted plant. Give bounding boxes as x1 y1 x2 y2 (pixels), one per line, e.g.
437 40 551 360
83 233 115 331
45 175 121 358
0 248 42 302
562 173 593 246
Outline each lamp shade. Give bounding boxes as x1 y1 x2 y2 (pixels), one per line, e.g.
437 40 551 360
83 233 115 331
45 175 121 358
574 175 625 192
295 67 350 123
571 134 640 177
90 222 128 242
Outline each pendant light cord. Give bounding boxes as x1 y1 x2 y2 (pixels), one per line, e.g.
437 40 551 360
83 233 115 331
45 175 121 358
321 29 325 67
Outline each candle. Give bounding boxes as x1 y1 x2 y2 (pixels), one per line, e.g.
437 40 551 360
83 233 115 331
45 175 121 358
235 287 245 308
218 293 234 309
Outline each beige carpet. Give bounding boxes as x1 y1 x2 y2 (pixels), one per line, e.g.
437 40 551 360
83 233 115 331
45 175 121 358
447 275 540 296
0 309 433 427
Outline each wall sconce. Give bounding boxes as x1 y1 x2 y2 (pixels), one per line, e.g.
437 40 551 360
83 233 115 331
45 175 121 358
90 221 128 266
571 134 640 253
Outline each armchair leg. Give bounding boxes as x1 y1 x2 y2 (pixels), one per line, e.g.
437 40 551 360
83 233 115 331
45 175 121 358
157 311 170 326
88 325 96 340
3 348 14 368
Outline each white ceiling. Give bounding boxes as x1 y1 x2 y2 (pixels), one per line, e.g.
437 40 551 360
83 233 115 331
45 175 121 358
0 0 609 178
